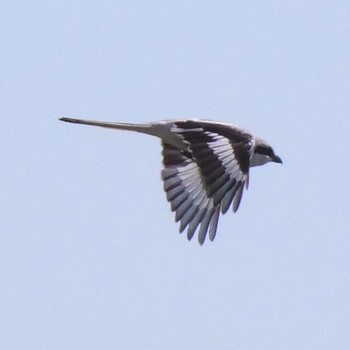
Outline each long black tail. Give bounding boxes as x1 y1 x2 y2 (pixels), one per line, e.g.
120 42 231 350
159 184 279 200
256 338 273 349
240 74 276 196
59 116 155 135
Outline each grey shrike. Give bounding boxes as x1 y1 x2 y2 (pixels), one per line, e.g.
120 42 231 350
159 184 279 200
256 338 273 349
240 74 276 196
60 117 282 244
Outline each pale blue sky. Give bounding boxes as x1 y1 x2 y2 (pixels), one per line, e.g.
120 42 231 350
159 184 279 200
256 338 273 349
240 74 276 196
1 1 350 349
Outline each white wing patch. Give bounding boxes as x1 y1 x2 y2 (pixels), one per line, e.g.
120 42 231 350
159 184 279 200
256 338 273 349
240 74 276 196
162 161 220 244
161 127 250 244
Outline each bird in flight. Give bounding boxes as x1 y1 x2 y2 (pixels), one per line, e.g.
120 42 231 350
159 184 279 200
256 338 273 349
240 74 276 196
60 117 282 244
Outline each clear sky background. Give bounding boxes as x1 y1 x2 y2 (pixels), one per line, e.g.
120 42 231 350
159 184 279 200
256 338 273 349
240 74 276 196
1 1 350 349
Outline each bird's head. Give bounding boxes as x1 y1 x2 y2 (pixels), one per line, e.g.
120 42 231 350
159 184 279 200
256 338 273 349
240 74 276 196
251 139 282 167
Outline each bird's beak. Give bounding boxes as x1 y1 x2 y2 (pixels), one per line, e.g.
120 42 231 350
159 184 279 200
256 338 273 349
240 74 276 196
273 155 283 164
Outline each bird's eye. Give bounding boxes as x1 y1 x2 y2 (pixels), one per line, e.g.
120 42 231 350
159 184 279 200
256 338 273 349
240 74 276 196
255 145 273 157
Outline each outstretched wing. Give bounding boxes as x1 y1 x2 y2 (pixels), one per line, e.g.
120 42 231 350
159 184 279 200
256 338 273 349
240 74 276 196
161 120 254 244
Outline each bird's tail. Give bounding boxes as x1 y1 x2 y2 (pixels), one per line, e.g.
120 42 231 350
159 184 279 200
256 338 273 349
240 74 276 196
59 117 157 137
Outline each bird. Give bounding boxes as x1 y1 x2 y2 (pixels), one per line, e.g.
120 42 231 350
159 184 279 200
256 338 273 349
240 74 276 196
59 116 282 244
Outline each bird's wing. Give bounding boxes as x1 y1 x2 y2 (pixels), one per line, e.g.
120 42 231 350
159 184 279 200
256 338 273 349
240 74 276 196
161 120 254 244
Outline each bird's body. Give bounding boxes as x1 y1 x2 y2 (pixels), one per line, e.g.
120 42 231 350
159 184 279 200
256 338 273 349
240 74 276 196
60 117 282 244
